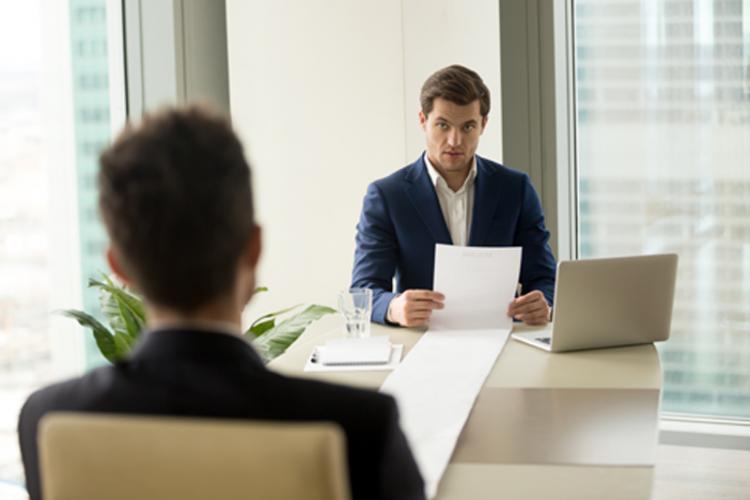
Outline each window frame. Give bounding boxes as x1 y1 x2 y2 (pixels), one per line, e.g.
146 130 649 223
499 0 578 263
122 0 230 117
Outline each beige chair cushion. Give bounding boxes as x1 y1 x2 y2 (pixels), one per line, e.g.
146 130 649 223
39 412 351 500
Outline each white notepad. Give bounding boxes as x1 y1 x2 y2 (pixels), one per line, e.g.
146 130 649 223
318 336 392 365
304 344 403 373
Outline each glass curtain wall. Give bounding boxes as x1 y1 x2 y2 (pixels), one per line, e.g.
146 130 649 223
0 0 120 488
574 0 750 419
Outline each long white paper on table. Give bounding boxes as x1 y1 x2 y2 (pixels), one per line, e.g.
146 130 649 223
380 245 521 498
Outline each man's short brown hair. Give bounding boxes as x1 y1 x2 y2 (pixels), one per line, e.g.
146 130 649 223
420 64 491 117
98 105 254 312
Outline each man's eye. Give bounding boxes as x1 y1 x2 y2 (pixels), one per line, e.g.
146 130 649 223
464 124 476 132
437 122 448 130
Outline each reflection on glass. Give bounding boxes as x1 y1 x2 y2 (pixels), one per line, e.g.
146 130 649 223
575 0 750 418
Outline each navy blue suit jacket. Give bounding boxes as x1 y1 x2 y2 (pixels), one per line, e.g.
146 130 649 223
351 154 556 324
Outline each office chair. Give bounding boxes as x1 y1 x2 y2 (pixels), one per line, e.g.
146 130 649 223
38 412 351 500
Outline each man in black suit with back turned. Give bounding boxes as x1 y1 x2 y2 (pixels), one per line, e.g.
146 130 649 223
18 106 425 500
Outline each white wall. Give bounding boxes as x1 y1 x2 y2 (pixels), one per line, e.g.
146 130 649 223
226 0 501 316
402 0 502 160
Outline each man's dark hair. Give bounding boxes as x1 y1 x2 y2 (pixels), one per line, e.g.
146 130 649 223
98 105 254 312
420 64 491 117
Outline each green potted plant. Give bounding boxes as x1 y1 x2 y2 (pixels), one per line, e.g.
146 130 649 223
61 275 335 364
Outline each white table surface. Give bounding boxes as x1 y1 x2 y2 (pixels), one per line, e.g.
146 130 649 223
269 316 661 500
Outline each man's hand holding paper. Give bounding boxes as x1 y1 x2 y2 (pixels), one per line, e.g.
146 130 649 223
508 290 552 325
386 290 444 327
387 245 551 328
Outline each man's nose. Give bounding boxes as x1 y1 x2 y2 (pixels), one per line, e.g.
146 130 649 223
447 129 461 147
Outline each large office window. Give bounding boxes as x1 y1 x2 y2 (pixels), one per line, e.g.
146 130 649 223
574 0 750 419
0 0 122 487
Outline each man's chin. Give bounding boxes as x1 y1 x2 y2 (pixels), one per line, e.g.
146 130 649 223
439 153 469 164
442 162 469 172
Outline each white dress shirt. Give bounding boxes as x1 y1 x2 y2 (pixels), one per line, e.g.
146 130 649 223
424 154 477 246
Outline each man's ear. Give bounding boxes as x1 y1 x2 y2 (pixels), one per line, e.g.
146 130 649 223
106 246 132 286
419 110 427 130
480 115 488 134
246 224 262 270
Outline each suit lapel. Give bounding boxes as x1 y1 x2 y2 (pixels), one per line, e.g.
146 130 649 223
404 156 453 244
468 157 500 246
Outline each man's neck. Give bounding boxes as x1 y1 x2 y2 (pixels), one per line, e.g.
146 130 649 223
146 301 242 335
426 154 473 192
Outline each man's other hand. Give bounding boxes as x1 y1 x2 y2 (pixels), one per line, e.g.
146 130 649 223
387 290 445 327
507 290 551 326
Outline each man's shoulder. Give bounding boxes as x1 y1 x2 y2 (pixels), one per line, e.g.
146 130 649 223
369 157 423 192
18 365 121 459
18 363 399 439
21 366 118 421
477 156 529 184
370 155 530 185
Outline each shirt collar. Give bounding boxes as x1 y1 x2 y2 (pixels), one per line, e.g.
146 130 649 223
423 152 477 194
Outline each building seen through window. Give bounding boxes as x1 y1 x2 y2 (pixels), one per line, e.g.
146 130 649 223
0 0 116 487
575 0 750 418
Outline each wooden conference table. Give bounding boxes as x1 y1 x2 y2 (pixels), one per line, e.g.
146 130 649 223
269 318 662 500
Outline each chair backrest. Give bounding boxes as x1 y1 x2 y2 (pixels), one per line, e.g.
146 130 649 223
39 413 351 500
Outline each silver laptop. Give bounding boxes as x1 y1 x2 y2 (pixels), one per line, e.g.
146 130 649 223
512 254 678 352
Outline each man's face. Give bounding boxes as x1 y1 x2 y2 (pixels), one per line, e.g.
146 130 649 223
419 97 487 175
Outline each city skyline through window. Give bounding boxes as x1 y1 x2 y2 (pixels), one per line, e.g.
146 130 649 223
0 0 119 487
575 0 750 419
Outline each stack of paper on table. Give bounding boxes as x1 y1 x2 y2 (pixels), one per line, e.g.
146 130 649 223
380 244 521 498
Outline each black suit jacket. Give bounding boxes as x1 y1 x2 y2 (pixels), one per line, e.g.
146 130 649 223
18 328 425 500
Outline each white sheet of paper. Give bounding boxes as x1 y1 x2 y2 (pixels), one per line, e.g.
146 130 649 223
430 244 522 331
380 329 510 498
379 244 522 497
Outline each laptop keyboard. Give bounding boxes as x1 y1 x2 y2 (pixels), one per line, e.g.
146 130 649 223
535 337 552 344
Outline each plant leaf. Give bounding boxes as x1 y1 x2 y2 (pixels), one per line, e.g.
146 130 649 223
90 275 145 344
247 318 275 338
91 274 146 320
59 309 120 363
252 304 336 363
113 331 135 355
254 286 268 294
96 279 124 333
247 303 302 332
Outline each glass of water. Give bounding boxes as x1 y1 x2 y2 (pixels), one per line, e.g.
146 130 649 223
338 288 372 338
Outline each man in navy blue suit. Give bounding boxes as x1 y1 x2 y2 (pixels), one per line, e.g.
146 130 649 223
352 65 556 327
